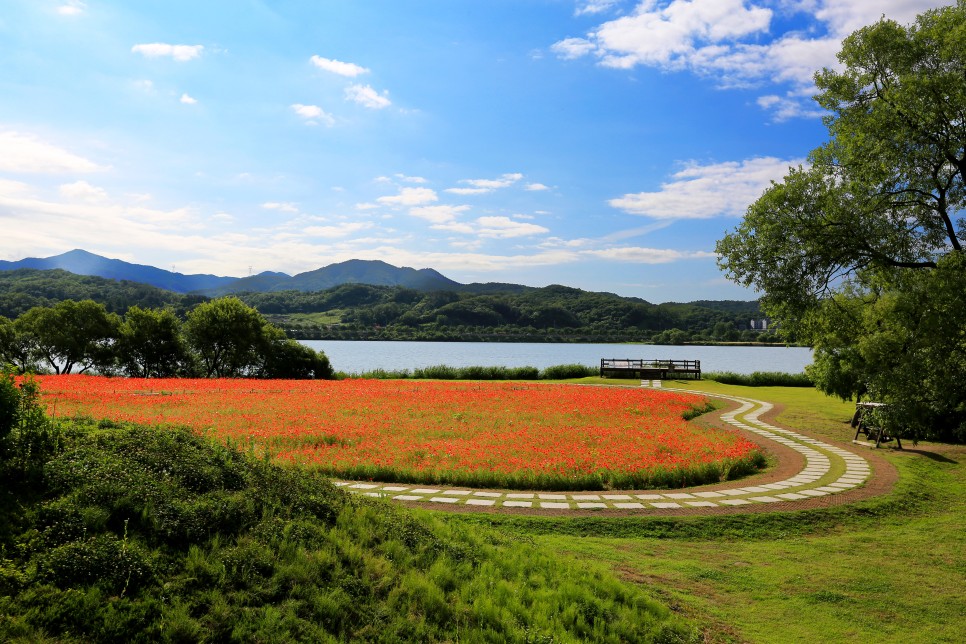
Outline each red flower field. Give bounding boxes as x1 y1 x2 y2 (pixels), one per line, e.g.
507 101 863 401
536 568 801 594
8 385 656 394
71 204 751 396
37 376 765 490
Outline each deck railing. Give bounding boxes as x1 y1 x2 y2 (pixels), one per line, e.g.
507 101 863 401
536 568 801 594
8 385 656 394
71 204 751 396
599 359 701 379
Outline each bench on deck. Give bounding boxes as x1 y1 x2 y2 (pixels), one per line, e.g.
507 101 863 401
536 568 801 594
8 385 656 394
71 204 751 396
600 359 701 380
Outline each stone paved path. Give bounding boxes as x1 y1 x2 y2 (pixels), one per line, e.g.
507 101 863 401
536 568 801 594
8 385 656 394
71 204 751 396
333 385 872 513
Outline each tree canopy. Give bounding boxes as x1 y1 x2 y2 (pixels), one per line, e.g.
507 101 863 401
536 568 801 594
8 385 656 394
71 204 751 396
717 2 966 441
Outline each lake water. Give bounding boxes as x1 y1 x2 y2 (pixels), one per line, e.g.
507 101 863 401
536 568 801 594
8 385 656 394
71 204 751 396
300 340 813 375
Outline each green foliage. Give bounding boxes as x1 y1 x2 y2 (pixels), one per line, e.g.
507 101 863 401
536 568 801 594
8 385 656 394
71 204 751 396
540 363 598 380
717 3 966 442
247 284 760 342
15 300 120 375
116 306 192 378
0 373 61 480
0 415 694 642
704 371 814 387
0 268 204 319
184 297 267 378
341 363 597 381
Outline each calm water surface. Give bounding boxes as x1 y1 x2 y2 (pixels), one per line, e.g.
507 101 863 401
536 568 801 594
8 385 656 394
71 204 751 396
301 340 813 375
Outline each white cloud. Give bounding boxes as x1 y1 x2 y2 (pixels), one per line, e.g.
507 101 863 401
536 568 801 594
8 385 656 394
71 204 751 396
303 222 373 238
396 174 428 184
0 131 104 174
59 180 108 203
525 182 550 191
310 55 370 77
448 173 524 194
581 246 716 263
57 1 86 16
377 187 438 206
345 84 391 109
290 103 335 126
609 156 804 219
445 187 491 196
554 1 945 117
179 93 197 105
262 202 300 213
409 204 471 224
131 43 204 62
575 1 620 16
552 37 598 59
756 94 825 121
474 216 550 238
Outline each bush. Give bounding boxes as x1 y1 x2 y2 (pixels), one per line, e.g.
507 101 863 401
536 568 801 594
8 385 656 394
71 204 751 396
540 363 597 379
704 371 813 387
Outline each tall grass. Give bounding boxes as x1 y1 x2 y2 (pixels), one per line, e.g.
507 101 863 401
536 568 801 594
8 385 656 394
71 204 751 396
703 371 813 387
336 362 598 381
0 417 695 642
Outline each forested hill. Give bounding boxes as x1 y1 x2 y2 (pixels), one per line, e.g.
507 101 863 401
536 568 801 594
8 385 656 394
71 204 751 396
237 283 770 343
0 269 205 318
0 268 771 343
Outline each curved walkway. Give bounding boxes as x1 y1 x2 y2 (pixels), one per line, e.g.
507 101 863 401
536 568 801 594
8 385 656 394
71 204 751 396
334 384 877 514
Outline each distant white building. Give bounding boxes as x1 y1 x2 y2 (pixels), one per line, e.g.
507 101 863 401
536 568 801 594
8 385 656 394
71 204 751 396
749 319 771 331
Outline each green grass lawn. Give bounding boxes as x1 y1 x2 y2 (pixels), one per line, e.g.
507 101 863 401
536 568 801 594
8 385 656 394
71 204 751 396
451 379 966 643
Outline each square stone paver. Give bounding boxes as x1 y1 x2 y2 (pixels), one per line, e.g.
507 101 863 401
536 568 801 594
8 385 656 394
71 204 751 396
430 497 460 504
466 499 496 506
613 502 645 509
540 502 571 509
507 493 535 499
393 495 424 501
538 494 567 500
411 488 441 494
577 502 608 509
443 490 472 496
685 501 718 508
572 494 601 501
651 502 682 509
472 491 502 497
503 500 533 508
748 496 783 503
381 486 409 492
719 499 752 506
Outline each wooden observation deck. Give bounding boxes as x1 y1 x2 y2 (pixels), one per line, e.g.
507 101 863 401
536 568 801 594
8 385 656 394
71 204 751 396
600 359 701 380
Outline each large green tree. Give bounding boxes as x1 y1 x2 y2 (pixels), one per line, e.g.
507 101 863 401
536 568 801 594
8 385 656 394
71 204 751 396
717 3 966 441
183 297 268 378
116 306 192 378
14 300 120 375
184 296 333 379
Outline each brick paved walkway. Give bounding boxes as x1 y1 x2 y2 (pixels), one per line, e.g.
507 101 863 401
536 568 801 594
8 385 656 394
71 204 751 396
334 384 872 513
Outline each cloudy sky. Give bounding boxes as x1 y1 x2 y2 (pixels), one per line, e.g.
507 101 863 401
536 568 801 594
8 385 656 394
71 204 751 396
0 1 952 302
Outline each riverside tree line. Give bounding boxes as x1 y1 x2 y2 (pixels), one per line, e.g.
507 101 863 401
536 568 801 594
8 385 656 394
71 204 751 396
0 297 333 379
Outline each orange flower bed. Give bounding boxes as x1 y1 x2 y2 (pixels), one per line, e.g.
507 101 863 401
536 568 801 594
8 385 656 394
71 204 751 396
38 376 764 490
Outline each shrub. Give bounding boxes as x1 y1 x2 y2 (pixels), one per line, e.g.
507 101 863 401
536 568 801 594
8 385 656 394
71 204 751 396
704 371 813 387
540 363 597 379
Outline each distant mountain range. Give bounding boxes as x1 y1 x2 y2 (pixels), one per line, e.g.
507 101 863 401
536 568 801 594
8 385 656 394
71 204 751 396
0 250 477 295
0 250 236 293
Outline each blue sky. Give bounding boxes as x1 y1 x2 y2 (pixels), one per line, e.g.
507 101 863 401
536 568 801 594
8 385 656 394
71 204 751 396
0 0 952 302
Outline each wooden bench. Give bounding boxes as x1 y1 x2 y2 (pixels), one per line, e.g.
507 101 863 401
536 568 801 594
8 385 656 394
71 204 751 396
852 402 903 449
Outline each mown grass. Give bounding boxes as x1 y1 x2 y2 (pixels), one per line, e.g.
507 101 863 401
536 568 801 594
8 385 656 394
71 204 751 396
448 380 966 643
